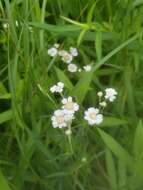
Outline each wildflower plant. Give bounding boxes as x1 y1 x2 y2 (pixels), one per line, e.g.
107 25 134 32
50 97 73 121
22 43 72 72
48 44 118 153
1 1 143 190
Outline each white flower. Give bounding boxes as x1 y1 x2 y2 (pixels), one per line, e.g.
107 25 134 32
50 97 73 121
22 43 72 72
58 50 67 56
83 65 92 72
78 68 82 72
47 47 58 57
68 64 77 73
84 107 103 126
61 52 73 63
50 82 64 93
69 47 78 57
62 97 79 114
51 110 73 128
97 91 103 97
105 88 117 102
99 101 107 107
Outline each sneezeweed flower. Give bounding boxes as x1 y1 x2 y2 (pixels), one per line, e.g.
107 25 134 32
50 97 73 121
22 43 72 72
50 82 64 93
97 91 103 97
47 47 58 57
58 50 67 57
51 110 73 128
83 65 92 72
61 51 73 64
68 63 78 73
62 97 79 114
105 88 117 102
69 47 78 57
84 107 103 126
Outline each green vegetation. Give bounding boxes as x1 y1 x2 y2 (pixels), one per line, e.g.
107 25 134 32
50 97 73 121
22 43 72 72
0 0 143 189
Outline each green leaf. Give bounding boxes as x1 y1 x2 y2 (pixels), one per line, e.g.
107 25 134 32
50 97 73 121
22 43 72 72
70 71 93 103
0 110 13 125
0 171 11 190
55 67 73 90
118 160 127 190
95 31 102 61
97 128 133 166
105 149 117 189
87 2 97 24
100 117 128 127
29 22 81 33
133 120 143 160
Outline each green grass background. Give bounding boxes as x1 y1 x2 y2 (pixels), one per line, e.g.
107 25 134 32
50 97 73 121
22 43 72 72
0 0 143 189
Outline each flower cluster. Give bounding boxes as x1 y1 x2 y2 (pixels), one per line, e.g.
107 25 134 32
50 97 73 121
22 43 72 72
50 82 79 129
50 81 117 128
84 88 117 126
47 44 92 73
51 96 79 129
50 82 64 93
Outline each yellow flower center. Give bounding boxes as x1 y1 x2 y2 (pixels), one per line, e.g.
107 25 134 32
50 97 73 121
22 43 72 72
64 102 74 110
56 116 65 124
63 54 71 62
89 112 96 120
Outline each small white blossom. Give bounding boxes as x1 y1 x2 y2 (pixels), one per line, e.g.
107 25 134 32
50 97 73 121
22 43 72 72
83 65 92 72
58 50 67 56
51 110 73 128
78 68 82 72
84 107 103 126
47 47 58 57
54 43 60 48
65 129 72 135
97 91 103 97
69 47 78 57
50 82 64 93
99 101 107 107
62 97 79 114
68 64 77 73
105 88 117 102
61 52 73 64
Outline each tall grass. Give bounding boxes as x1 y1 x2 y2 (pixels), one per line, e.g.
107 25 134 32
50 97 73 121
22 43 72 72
0 0 143 189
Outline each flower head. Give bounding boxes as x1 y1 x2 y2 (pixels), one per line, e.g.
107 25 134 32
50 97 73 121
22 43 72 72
62 97 79 114
47 47 58 57
83 65 92 72
61 52 73 64
97 91 103 97
105 88 117 102
51 109 73 128
50 82 64 93
84 107 103 125
68 63 78 73
69 47 78 57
